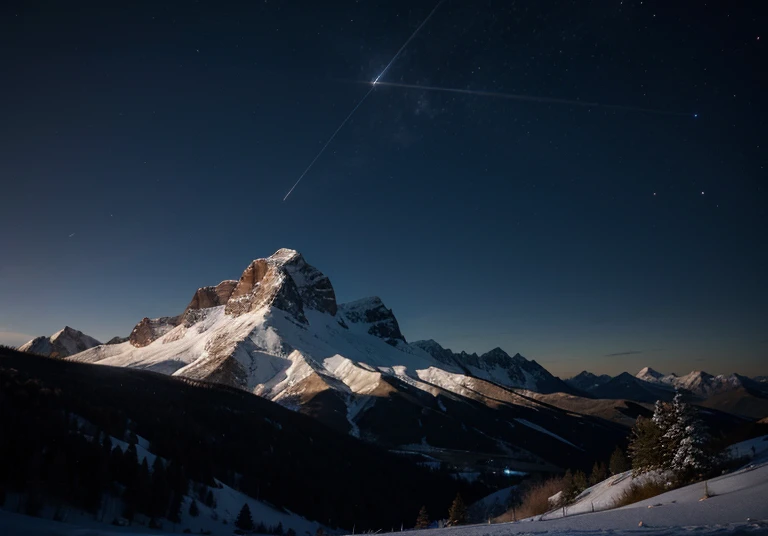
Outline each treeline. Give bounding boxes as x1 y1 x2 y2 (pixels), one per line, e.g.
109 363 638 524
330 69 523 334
0 349 474 530
0 366 216 524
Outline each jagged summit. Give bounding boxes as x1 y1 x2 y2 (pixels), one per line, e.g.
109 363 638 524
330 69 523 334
411 341 574 394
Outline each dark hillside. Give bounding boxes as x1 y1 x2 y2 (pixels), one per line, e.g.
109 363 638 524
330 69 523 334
0 347 480 530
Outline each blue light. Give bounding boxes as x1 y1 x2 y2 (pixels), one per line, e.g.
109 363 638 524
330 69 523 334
694 113 698 118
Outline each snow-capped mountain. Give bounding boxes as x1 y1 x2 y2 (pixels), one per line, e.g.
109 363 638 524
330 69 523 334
634 367 765 398
635 366 678 385
66 248 624 469
565 371 612 393
19 326 101 358
411 340 575 394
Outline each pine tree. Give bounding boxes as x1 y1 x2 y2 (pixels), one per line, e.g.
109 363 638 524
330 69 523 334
573 470 588 493
609 446 629 475
167 491 183 524
669 393 711 482
589 461 608 485
447 494 467 526
204 488 216 508
136 458 151 516
560 469 578 505
189 499 199 517
628 415 664 475
235 503 255 531
150 457 170 519
415 505 430 529
652 398 677 468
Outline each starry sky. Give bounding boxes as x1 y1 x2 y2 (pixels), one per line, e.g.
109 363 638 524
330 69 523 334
1 1 765 378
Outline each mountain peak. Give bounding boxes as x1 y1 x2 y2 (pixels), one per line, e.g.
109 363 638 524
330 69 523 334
225 248 337 320
637 366 664 379
20 327 101 358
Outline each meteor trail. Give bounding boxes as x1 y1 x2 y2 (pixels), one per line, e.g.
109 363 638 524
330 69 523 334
283 0 445 201
282 84 376 202
371 80 693 117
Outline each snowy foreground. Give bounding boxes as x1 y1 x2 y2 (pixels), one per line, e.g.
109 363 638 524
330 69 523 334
387 462 768 536
3 463 766 536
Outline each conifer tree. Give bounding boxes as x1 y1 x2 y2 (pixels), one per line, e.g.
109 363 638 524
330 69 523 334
189 499 200 517
560 469 577 505
668 392 711 482
204 488 216 508
447 494 467 526
628 415 664 475
415 505 430 529
652 398 677 467
609 446 629 475
167 491 183 524
235 503 255 531
589 461 608 485
573 470 588 494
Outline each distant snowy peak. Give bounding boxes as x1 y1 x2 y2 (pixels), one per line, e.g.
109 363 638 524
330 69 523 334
338 297 405 346
410 340 572 394
636 366 677 385
566 371 612 393
634 367 756 397
19 326 101 358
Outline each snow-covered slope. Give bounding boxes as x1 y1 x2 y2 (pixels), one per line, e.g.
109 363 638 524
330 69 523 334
381 461 768 536
19 326 101 358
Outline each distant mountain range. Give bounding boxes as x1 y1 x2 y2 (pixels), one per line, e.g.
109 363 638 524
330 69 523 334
564 366 768 419
16 248 767 467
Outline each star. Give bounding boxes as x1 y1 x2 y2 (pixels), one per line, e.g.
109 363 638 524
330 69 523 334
701 191 705 195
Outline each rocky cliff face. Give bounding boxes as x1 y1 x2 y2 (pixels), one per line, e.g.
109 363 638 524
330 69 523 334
129 316 181 348
128 249 335 347
19 327 101 358
339 297 405 346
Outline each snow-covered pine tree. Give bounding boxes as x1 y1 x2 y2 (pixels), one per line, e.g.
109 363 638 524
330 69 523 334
669 392 711 482
652 398 677 468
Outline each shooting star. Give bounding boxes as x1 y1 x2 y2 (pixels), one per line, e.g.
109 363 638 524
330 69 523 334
370 80 694 117
283 0 446 201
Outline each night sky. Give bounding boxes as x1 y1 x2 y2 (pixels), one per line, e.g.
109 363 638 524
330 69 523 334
1 1 765 378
